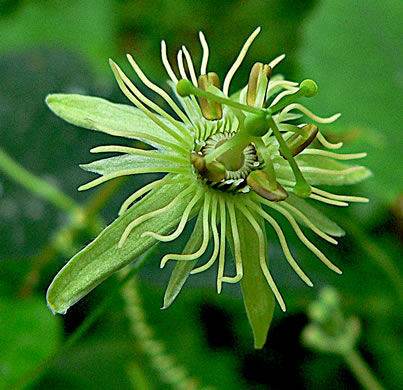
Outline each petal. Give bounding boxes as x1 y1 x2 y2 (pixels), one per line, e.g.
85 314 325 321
45 94 180 149
46 182 195 315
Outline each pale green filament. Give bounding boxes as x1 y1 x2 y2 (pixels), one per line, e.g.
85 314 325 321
161 40 178 83
191 195 220 274
316 131 343 149
119 185 195 248
119 176 188 216
268 54 286 69
258 197 342 274
111 60 191 148
223 27 261 96
246 200 314 287
300 149 367 160
217 197 227 293
310 187 369 203
279 103 341 124
160 192 212 268
181 45 199 87
221 201 243 284
126 53 193 129
142 188 204 241
309 193 349 207
237 202 286 312
110 61 189 155
269 87 299 108
199 31 209 75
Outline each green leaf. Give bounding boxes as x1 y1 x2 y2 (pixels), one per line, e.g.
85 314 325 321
232 209 275 349
275 154 372 186
0 297 61 389
163 214 203 309
47 182 195 315
80 153 186 176
45 94 179 149
286 193 345 237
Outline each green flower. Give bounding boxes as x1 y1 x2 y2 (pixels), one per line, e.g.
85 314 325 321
46 27 370 347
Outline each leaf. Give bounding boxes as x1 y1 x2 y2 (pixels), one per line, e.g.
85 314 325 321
46 182 195 315
45 94 179 149
80 153 186 176
0 297 61 389
232 209 275 349
286 193 345 237
162 214 203 309
275 154 372 186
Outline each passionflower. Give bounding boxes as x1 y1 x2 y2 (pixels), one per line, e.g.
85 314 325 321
46 27 370 347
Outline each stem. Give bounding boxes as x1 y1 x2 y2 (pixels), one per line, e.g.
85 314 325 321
343 349 386 390
0 147 78 215
11 250 153 390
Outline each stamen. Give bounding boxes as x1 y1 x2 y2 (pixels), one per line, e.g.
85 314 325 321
78 166 188 192
246 200 313 287
300 149 367 160
280 103 341 124
126 54 193 128
199 31 209 75
110 60 189 155
161 40 179 83
237 202 286 311
268 54 286 69
119 185 195 248
191 196 220 274
221 201 243 283
142 188 204 241
160 192 211 267
119 176 188 216
223 27 261 96
217 197 227 293
316 132 343 149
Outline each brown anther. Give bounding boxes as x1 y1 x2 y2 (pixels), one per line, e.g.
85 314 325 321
247 62 272 107
247 170 288 202
281 124 319 158
198 73 223 120
190 152 226 182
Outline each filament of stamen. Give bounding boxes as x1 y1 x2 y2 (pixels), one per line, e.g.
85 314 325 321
160 192 212 267
142 188 204 241
246 200 313 287
199 31 209 75
268 54 286 69
217 197 227 293
223 27 261 96
310 187 369 203
181 46 198 87
119 185 195 248
309 193 348 207
161 40 179 83
300 149 367 160
316 132 343 149
191 195 220 274
237 202 286 311
221 201 243 283
280 103 341 124
269 87 299 108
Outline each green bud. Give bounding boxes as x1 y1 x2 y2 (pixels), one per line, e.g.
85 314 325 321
176 79 194 97
247 170 288 202
198 73 223 120
299 79 318 97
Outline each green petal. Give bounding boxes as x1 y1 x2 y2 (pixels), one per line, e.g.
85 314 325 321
230 208 275 349
275 154 372 186
162 213 203 309
286 193 345 237
80 153 186 176
46 182 194 315
45 94 179 149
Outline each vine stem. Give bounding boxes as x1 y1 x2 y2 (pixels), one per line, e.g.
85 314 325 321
343 349 386 390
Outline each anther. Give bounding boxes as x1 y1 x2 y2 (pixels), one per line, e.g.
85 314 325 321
190 152 226 182
198 73 223 120
281 124 319 157
247 170 288 202
247 62 272 108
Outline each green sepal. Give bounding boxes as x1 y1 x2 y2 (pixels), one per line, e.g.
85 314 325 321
46 182 194 315
229 208 275 349
80 153 185 176
45 94 179 149
275 154 372 186
162 213 203 309
286 193 345 237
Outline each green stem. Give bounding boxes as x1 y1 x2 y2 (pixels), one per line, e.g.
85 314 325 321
343 349 386 390
11 250 153 390
0 147 78 215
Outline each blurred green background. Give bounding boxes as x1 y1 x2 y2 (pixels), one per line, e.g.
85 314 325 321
0 0 401 389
